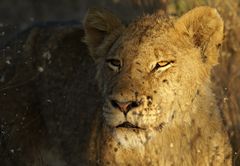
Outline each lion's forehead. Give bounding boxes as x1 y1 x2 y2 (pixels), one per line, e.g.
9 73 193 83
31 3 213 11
103 15 188 91
109 38 178 71
107 15 175 53
109 26 178 64
124 14 174 39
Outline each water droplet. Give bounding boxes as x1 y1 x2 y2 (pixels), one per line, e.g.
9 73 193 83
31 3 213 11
10 149 15 153
6 60 11 64
37 66 44 72
42 51 51 60
46 99 52 103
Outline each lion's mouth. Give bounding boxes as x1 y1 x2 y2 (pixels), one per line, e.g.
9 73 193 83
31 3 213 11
116 121 144 130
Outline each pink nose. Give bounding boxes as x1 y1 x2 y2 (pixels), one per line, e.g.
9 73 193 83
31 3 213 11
110 99 141 115
117 102 131 111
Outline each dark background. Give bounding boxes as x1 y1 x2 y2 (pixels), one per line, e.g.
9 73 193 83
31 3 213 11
0 0 168 27
0 0 239 165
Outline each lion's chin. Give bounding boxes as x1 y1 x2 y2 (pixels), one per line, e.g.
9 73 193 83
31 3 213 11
111 126 157 149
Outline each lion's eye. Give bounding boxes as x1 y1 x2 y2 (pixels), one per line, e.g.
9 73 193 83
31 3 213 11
151 61 174 73
106 58 121 71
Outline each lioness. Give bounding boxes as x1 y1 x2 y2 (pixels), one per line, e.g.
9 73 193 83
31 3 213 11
83 6 232 165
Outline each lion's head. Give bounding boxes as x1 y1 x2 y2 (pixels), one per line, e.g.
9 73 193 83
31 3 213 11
83 7 223 147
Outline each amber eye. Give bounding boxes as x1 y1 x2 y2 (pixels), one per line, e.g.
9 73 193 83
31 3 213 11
106 58 121 71
151 61 174 73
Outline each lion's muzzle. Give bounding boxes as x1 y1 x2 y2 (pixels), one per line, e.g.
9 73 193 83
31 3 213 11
109 98 142 116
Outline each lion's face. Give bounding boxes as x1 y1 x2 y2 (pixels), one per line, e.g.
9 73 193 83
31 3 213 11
83 7 223 146
100 28 181 130
98 25 202 130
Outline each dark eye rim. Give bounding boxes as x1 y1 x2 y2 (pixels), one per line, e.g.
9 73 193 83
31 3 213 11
106 58 121 68
151 60 175 73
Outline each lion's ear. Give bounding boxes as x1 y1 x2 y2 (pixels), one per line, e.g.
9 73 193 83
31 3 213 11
175 6 224 66
83 8 123 59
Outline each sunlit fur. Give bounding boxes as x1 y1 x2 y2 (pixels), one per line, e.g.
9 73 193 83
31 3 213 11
84 6 232 165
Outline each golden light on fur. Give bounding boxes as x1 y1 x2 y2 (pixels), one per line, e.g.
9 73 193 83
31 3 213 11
84 6 232 165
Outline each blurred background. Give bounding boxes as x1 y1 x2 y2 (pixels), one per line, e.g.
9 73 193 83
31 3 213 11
1 0 239 44
0 0 240 165
2 0 239 26
0 0 167 26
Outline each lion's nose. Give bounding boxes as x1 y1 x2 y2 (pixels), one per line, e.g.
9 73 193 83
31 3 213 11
110 99 141 116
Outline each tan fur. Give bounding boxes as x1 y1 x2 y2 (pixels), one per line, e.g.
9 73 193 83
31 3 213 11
84 6 232 165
